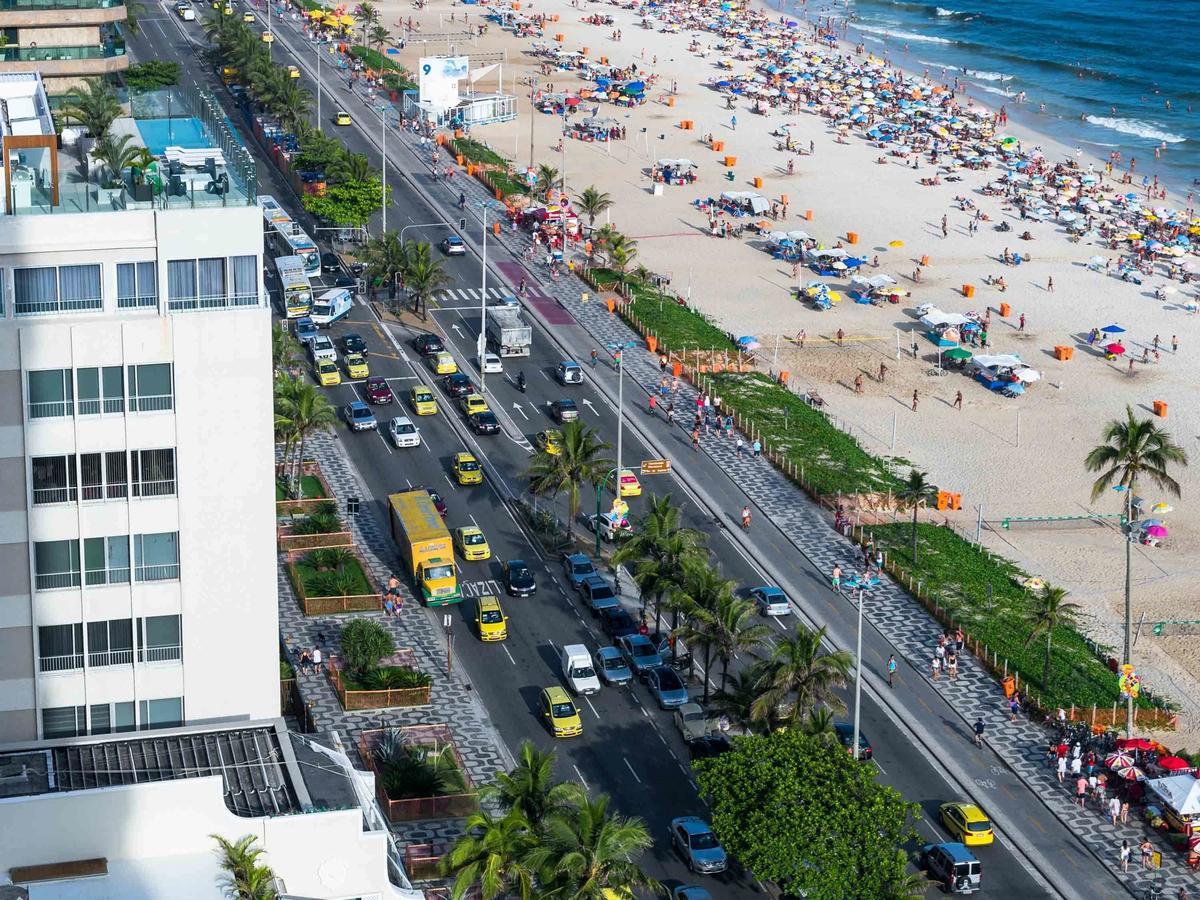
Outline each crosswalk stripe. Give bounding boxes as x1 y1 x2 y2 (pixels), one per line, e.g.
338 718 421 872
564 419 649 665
457 289 472 300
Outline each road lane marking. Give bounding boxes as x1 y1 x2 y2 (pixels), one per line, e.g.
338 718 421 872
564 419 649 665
572 765 589 791
502 645 517 666
624 757 642 784
584 696 600 719
872 758 887 775
1027 815 1047 834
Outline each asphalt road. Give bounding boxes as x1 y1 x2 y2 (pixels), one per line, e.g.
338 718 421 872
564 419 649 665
126 4 1115 896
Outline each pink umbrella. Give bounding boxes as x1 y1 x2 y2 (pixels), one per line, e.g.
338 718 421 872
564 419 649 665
1118 737 1155 751
1157 755 1190 771
1105 751 1135 768
1144 524 1168 538
1116 764 1147 781
1105 342 1127 355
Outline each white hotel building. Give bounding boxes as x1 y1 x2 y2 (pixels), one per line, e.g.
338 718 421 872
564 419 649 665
0 72 278 742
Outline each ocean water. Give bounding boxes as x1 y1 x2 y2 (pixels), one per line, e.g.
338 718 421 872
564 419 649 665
811 0 1199 194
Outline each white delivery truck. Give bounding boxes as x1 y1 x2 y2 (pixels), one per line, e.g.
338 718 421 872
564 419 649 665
310 287 353 327
485 306 532 357
561 644 601 695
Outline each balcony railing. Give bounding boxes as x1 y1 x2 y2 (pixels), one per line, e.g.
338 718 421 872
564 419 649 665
130 394 173 413
89 648 133 667
81 483 128 502
0 0 124 9
133 478 176 498
35 571 80 591
0 39 125 62
78 397 125 415
140 644 181 663
85 567 131 586
14 297 103 316
39 653 83 672
28 400 74 419
168 292 261 312
135 564 179 582
33 485 76 505
117 294 157 310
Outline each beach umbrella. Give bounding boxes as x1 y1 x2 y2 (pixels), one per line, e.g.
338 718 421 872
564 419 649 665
1105 751 1135 769
1143 525 1168 538
1158 756 1191 772
1139 519 1164 528
1117 737 1155 751
1100 324 1125 333
1116 765 1146 782
736 335 759 346
888 239 904 248
945 348 973 360
1105 343 1126 355
1151 502 1173 514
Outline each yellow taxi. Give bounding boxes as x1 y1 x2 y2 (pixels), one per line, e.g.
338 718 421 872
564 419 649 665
939 802 994 847
334 110 352 126
540 685 583 738
429 351 457 375
344 352 369 379
409 386 438 415
618 468 642 497
453 525 491 561
287 64 301 79
452 452 483 485
242 10 254 21
260 29 273 41
475 594 508 641
458 393 489 417
315 358 341 386
534 429 563 455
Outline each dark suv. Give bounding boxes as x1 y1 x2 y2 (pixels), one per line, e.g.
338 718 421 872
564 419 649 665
920 843 981 894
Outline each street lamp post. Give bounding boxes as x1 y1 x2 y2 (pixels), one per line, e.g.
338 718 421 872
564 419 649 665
475 199 502 394
380 107 388 233
528 76 539 168
1118 484 1136 736
852 587 865 760
399 222 454 246
594 467 619 558
315 41 322 132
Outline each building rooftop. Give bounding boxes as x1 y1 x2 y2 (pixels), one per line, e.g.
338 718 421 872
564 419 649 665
0 72 55 139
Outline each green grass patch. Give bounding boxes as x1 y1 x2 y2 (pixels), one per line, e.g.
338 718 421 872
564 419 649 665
711 372 904 496
624 281 736 353
588 267 622 288
863 523 1158 712
382 71 417 93
276 475 326 501
293 556 373 596
486 169 531 199
340 665 433 692
450 137 509 168
350 45 401 73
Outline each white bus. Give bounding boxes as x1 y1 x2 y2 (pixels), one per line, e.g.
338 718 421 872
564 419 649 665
259 194 320 277
274 255 313 318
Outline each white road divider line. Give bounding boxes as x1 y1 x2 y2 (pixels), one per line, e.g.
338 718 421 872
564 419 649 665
623 757 642 784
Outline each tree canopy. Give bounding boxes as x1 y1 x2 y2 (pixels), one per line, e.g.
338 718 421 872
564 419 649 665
695 729 918 900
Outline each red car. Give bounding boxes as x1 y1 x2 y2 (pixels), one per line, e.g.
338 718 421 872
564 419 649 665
364 376 394 404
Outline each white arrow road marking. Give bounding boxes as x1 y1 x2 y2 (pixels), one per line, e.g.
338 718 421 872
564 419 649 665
582 399 598 414
450 323 465 338
511 403 529 420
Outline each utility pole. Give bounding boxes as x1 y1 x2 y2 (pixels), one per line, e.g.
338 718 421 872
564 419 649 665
852 588 865 760
443 613 454 677
479 203 490 392
315 42 322 132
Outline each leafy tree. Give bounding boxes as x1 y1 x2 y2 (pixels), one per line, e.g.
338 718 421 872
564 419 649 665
294 124 346 170
210 834 277 899
271 322 302 375
672 562 739 702
1023 583 1082 690
124 60 181 92
576 185 612 227
526 794 658 899
708 592 770 691
896 468 936 565
60 78 122 141
526 421 613 536
441 808 536 900
339 618 395 680
400 241 452 320
328 150 375 184
694 729 918 900
123 0 146 34
535 163 560 202
361 229 408 299
484 742 583 830
751 624 852 723
302 177 387 228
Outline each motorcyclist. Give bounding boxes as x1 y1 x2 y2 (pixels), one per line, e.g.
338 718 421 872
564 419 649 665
741 505 751 530
516 371 526 393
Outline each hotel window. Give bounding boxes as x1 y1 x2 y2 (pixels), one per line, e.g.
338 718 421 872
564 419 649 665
127 363 173 412
27 368 73 419
14 264 102 315
138 696 183 730
42 706 87 740
34 539 81 591
138 614 182 663
89 701 135 735
230 255 259 306
131 448 176 497
31 455 77 504
77 365 124 415
116 261 158 309
38 623 84 672
134 531 179 582
166 259 197 310
84 535 131 586
79 451 128 501
87 618 134 667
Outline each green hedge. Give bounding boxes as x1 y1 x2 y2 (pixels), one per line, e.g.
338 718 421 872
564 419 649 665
616 279 736 354
350 45 399 72
449 137 509 168
711 372 903 496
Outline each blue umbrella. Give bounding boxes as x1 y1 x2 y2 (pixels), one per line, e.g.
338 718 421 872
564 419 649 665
736 335 759 346
1101 324 1125 333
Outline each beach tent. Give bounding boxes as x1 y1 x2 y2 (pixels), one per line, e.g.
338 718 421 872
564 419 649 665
920 311 972 329
972 354 1024 369
1148 775 1200 817
720 190 770 213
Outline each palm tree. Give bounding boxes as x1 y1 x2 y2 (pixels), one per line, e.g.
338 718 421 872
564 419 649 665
606 233 639 273
210 834 277 899
709 665 766 733
271 323 302 376
629 264 652 287
484 741 583 831
401 242 452 320
60 78 122 143
357 1 381 43
1023 583 1082 691
526 420 613 537
274 378 336 497
672 562 740 702
269 79 313 132
612 493 706 634
708 593 770 691
528 795 658 899
1085 405 1187 733
576 185 612 227
536 163 560 202
124 0 146 34
752 624 852 723
361 229 408 300
896 468 936 565
329 151 375 184
801 706 838 745
368 23 390 52
92 133 143 188
882 861 933 900
441 808 536 900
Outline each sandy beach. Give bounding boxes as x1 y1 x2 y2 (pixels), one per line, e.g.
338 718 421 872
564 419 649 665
367 0 1200 738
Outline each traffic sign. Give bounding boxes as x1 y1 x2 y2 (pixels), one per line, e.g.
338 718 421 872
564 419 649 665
640 459 671 475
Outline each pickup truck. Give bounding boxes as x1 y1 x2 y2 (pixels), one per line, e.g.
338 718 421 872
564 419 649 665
579 574 619 614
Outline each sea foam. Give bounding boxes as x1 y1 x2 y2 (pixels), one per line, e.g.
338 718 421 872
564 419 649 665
853 23 954 44
1084 116 1186 145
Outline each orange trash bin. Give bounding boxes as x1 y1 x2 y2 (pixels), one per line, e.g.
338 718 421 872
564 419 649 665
804 209 813 220
1153 400 1168 418
920 254 930 266
753 177 763 188
672 361 683 377
846 231 858 244
724 155 737 166
962 284 975 298
999 302 1011 317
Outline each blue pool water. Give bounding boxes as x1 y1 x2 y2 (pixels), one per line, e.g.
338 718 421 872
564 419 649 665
135 117 210 156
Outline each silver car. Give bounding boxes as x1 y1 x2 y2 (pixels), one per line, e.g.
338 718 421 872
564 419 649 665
670 816 727 875
388 415 421 448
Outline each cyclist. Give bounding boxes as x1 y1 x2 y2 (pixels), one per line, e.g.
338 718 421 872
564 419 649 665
648 395 657 415
458 191 466 209
972 718 986 748
741 505 752 530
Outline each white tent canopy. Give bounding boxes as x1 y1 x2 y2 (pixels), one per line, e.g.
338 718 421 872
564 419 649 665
1149 775 1200 816
719 190 770 213
921 311 972 328
656 158 697 168
972 354 1024 369
851 274 898 291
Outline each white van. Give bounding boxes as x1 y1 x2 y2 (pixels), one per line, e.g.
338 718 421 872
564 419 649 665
310 288 353 327
561 644 601 695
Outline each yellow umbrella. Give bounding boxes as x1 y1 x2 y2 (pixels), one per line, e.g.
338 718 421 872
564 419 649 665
1126 232 1142 240
307 8 324 17
827 290 842 303
888 239 904 248
339 13 354 25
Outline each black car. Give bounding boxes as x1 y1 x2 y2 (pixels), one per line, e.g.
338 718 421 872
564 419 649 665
413 334 445 357
413 486 447 517
333 271 356 288
687 734 732 761
470 411 501 435
342 332 368 357
833 722 873 760
599 606 639 640
443 372 476 398
549 398 579 423
504 559 537 597
321 251 341 273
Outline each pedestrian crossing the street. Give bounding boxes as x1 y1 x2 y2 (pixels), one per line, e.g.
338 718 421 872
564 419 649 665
432 286 512 306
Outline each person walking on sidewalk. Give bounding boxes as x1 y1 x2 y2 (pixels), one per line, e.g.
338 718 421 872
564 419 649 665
1140 839 1153 870
887 654 896 687
590 348 598 367
1108 795 1121 826
1119 839 1131 873
1076 775 1088 808
1056 754 1068 783
1008 694 1020 722
831 564 842 591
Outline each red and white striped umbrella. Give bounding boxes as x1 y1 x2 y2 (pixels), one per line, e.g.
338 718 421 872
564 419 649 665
1116 764 1147 782
1105 751 1135 769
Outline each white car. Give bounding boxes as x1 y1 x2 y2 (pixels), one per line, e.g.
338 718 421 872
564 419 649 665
749 586 790 617
478 352 503 374
175 2 195 18
388 415 421 448
308 335 337 363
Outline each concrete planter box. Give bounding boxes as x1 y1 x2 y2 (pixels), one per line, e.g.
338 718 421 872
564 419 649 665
359 725 479 823
326 650 432 711
286 547 380 616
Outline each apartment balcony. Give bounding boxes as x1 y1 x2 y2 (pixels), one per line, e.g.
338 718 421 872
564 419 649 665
0 38 127 77
0 0 126 27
